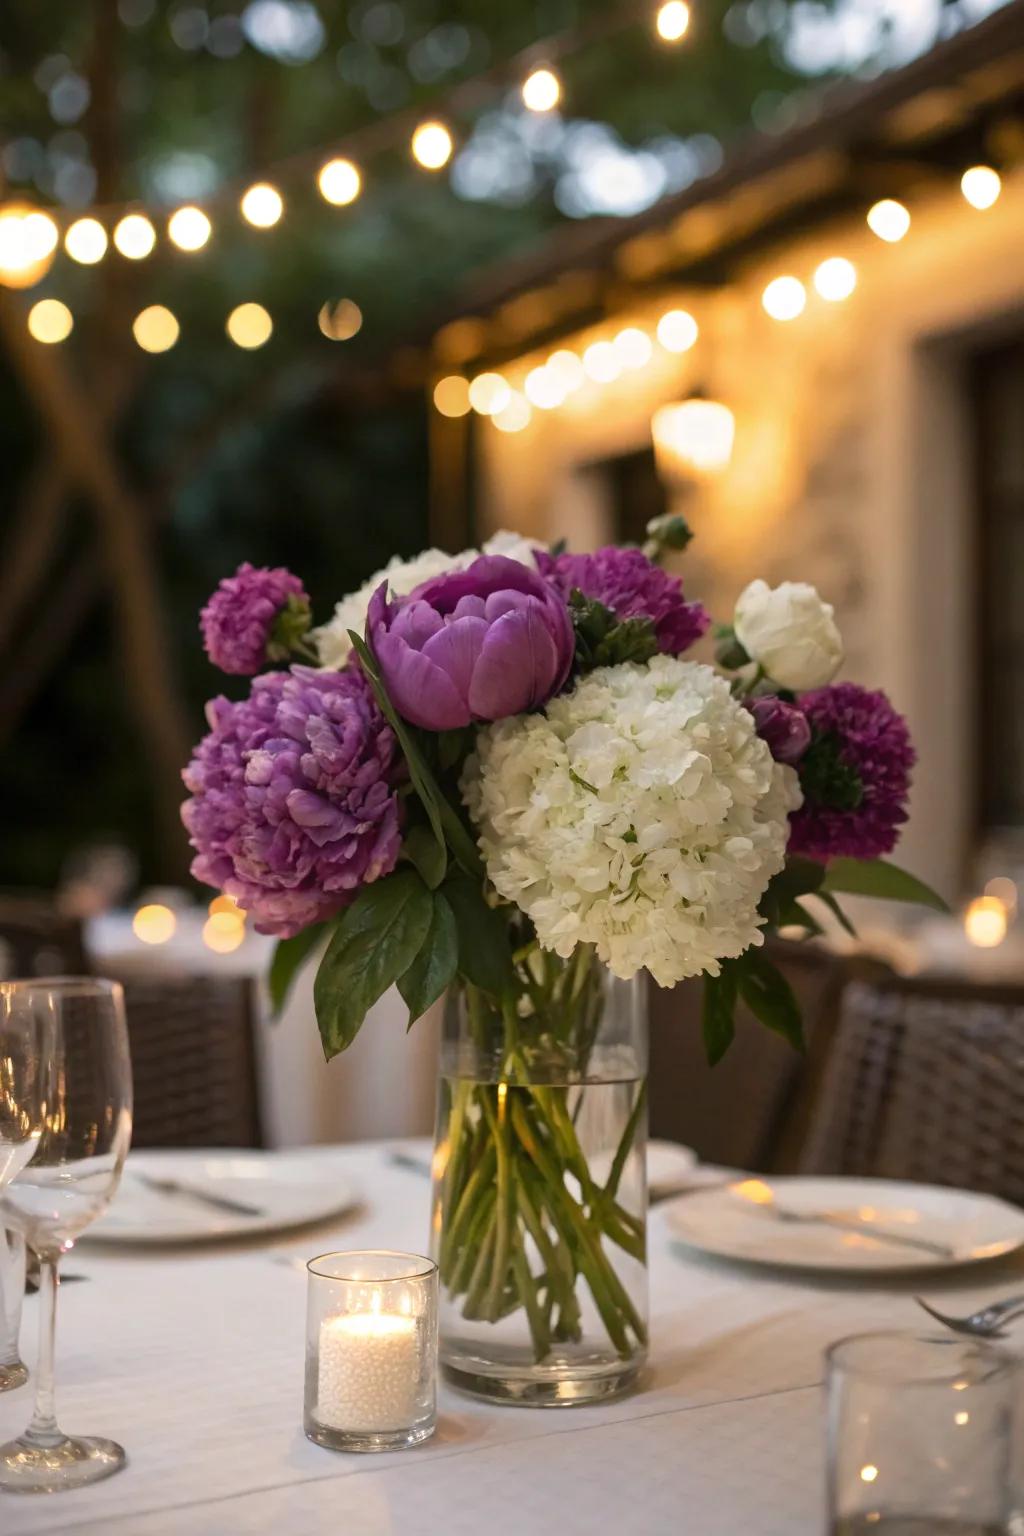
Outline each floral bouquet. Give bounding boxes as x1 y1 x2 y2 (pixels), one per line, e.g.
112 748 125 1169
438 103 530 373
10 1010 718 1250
183 519 941 1389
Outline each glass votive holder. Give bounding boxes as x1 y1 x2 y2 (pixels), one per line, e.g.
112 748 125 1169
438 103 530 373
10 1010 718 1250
826 1330 1022 1534
304 1250 438 1453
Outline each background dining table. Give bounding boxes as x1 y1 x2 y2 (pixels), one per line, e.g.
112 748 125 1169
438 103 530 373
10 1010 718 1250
3 1139 1023 1536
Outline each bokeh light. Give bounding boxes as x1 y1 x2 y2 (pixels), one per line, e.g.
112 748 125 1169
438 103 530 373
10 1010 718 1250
522 68 561 113
656 1 690 42
202 910 245 953
226 302 273 349
492 391 532 433
167 205 212 251
761 275 807 321
964 895 1007 948
113 213 156 259
652 398 735 477
960 165 1001 211
64 216 108 265
0 205 59 288
813 257 857 302
317 299 362 340
132 305 180 353
240 182 284 227
656 309 699 353
546 349 584 393
613 326 653 370
524 366 565 409
27 298 73 344
582 341 620 383
468 371 511 415
132 903 177 945
318 158 362 205
412 121 453 170
867 199 910 243
433 375 472 418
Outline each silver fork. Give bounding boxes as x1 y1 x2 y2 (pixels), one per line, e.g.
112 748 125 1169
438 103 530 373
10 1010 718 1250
914 1293 1024 1339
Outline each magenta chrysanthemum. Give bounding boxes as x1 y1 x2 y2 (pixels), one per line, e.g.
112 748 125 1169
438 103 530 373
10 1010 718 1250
200 562 309 675
181 666 402 937
788 683 915 861
536 546 708 655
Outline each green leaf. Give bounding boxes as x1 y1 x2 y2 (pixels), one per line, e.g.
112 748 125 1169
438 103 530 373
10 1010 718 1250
437 727 475 773
812 889 858 939
568 590 658 669
268 924 326 1016
737 952 804 1052
776 900 825 938
443 876 515 997
398 892 457 1025
702 966 737 1066
349 631 484 881
821 858 949 912
402 823 447 889
759 856 825 925
313 869 433 1059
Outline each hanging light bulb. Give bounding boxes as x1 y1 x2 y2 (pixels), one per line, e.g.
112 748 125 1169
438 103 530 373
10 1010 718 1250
167 205 212 251
318 299 362 341
133 305 180 353
652 398 735 478
27 298 73 344
761 275 807 321
113 212 156 259
546 349 584 393
468 372 511 415
867 199 910 243
240 182 284 227
64 216 108 265
226 303 273 349
655 2 690 42
524 366 566 409
960 166 1001 211
522 68 561 113
656 309 699 353
493 392 532 433
0 204 59 288
582 341 620 383
813 257 857 302
411 121 453 170
317 158 361 206
433 376 471 418
612 327 653 370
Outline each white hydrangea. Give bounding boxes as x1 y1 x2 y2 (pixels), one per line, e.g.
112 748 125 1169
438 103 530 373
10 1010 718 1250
462 656 802 987
313 531 542 668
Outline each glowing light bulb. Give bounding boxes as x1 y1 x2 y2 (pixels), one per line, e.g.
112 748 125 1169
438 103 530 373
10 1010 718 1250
240 182 283 227
64 216 107 265
0 205 59 288
411 121 453 171
651 398 735 477
433 375 471 418
468 371 511 415
961 165 1001 211
132 305 179 353
493 391 531 433
582 341 620 383
964 895 1008 948
317 299 362 340
546 349 584 392
762 275 806 321
132 903 177 945
202 912 245 953
984 876 1017 915
522 68 561 113
524 366 565 409
656 308 699 353
226 302 272 349
27 298 73 344
167 205 211 251
867 199 910 243
318 158 361 206
813 257 857 302
209 894 243 917
656 1 690 42
612 326 653 369
113 213 156 259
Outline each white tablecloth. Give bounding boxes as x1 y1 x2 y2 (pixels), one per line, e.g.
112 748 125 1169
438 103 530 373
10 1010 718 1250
4 1143 1024 1536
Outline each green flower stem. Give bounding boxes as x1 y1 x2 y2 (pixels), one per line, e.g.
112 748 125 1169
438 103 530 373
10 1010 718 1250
605 1079 648 1201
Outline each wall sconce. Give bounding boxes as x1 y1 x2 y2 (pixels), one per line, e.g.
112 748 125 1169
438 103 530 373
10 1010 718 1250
651 396 735 482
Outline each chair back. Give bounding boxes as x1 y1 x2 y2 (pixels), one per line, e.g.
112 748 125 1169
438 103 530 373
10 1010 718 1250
799 974 1024 1204
0 894 87 980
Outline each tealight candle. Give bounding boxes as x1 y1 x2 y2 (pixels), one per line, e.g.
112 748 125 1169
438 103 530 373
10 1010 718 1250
304 1251 438 1453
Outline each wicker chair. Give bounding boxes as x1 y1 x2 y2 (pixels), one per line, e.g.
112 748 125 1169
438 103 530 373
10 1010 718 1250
121 975 264 1149
0 893 87 981
798 974 1024 1204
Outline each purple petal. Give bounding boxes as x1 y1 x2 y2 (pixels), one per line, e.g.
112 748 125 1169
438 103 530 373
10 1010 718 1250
421 616 489 708
375 631 470 730
392 599 445 650
468 604 559 719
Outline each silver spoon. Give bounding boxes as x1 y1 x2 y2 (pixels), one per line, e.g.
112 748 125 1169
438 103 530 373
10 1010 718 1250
914 1293 1024 1339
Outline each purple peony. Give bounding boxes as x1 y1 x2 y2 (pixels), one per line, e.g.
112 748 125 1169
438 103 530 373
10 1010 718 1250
748 695 811 765
181 665 402 936
201 562 309 676
788 683 915 861
367 554 574 731
536 545 708 656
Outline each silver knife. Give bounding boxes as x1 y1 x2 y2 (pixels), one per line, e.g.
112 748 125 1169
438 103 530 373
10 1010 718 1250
133 1171 265 1219
765 1204 955 1259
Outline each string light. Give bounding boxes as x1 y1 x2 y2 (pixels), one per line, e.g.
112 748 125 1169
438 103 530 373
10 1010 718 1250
0 205 58 288
524 365 565 409
113 213 156 259
867 199 910 242
546 348 584 393
167 205 212 252
964 895 1007 948
133 304 179 353
27 298 73 344
762 275 806 321
318 158 361 206
468 371 510 415
433 375 471 417
411 121 453 171
655 1 690 42
813 256 857 302
493 391 531 433
652 398 735 477
202 910 245 953
64 216 107 265
613 326 653 369
226 302 273 349
132 903 177 945
522 68 561 113
582 340 620 383
960 165 1001 211
241 182 284 227
318 298 362 340
656 308 699 352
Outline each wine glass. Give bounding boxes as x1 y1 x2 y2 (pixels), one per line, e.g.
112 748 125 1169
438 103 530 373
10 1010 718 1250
0 990 50 1394
0 978 132 1493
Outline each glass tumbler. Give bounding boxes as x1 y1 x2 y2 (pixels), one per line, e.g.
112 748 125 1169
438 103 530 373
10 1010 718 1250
304 1250 438 1453
826 1330 1021 1535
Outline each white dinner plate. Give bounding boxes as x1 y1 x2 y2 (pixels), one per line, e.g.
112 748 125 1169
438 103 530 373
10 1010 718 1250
84 1149 358 1245
664 1176 1024 1275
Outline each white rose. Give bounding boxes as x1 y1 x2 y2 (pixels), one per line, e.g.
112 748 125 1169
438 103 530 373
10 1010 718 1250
734 579 843 691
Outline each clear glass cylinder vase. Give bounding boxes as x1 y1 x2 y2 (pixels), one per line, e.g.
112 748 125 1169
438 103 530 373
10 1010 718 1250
430 947 648 1407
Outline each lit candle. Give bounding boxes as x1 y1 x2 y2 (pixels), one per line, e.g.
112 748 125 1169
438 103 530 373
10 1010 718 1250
317 1308 421 1432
